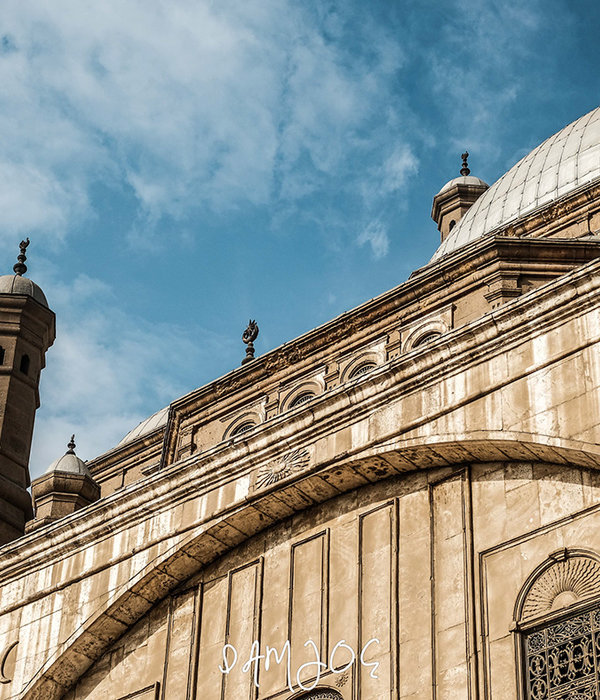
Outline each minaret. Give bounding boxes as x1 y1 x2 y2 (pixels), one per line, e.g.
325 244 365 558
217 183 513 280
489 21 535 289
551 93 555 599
0 240 55 545
431 152 489 242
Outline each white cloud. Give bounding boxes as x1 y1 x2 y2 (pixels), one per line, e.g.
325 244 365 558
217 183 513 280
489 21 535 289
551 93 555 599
0 162 80 239
0 0 412 244
28 271 232 479
360 143 418 208
380 145 419 195
357 220 389 259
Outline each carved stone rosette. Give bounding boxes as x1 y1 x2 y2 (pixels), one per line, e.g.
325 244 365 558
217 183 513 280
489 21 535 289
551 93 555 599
254 448 311 489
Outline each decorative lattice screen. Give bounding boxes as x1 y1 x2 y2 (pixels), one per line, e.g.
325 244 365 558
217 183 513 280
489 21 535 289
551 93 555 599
524 607 600 699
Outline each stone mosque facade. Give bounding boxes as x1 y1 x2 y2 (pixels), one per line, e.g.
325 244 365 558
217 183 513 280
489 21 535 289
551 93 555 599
2 107 600 700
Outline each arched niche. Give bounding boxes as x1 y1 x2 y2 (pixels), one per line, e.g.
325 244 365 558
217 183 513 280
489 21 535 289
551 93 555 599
340 352 381 383
402 319 447 351
222 410 262 441
513 548 600 700
280 378 324 413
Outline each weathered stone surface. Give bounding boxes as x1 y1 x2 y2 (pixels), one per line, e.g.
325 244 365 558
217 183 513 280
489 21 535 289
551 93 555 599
7 113 600 699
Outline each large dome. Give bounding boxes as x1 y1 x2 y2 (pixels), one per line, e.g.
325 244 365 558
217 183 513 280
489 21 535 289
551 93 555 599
117 406 169 446
431 106 600 261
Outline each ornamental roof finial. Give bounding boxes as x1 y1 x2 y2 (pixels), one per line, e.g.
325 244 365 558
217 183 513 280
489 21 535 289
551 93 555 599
67 435 76 454
13 237 29 276
241 320 259 365
460 151 470 176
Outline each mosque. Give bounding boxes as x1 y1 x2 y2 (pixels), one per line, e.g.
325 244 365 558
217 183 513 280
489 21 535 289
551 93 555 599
2 106 600 700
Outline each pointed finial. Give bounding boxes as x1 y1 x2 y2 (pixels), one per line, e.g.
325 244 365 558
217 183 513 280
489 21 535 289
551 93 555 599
241 319 259 365
460 152 470 176
13 237 29 276
66 435 76 454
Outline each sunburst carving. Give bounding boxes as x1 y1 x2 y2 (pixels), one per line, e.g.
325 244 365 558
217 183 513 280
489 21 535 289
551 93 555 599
255 448 311 489
522 556 600 620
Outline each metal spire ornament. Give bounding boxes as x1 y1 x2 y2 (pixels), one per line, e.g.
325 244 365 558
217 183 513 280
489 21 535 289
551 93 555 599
66 435 76 454
241 320 259 365
13 237 29 276
460 152 470 176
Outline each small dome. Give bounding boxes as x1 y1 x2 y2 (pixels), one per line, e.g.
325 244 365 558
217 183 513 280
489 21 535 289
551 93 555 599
436 175 489 196
45 436 91 476
0 274 48 307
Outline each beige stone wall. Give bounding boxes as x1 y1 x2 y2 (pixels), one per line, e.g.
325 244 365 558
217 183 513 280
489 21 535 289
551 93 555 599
3 256 600 699
40 462 600 700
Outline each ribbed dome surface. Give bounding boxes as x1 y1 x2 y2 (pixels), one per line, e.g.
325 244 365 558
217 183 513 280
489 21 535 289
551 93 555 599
45 451 90 476
0 274 48 307
432 106 600 261
117 406 169 446
436 175 488 195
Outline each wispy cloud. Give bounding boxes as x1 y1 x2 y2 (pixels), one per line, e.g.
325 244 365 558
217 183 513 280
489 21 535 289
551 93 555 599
357 220 389 259
0 1 414 248
29 271 233 478
360 143 419 210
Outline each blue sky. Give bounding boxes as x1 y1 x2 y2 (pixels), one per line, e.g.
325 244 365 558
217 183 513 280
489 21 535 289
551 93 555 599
2 1 599 477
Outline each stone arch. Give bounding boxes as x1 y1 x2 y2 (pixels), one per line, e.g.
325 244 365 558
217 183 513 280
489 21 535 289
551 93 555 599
340 351 381 383
280 378 324 413
514 547 600 625
21 435 600 699
403 319 448 351
222 410 262 441
513 548 600 699
291 688 344 699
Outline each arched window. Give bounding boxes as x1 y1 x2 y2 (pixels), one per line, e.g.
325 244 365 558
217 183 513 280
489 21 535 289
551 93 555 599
230 421 255 437
289 391 315 408
412 331 441 348
349 361 377 379
293 689 343 700
449 219 456 231
19 354 30 375
514 550 600 699
0 346 4 364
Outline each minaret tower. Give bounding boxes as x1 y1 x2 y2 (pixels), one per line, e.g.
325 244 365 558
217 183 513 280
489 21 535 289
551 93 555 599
0 240 55 545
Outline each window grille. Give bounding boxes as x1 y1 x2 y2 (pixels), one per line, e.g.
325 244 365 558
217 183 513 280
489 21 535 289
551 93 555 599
349 362 376 378
524 606 600 699
516 552 600 700
231 421 255 437
289 392 315 408
413 331 441 348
